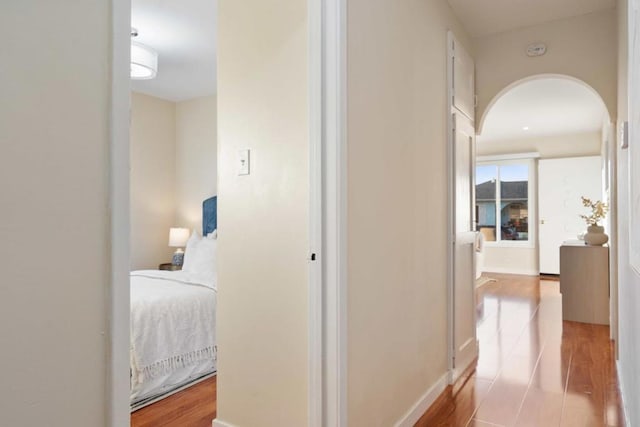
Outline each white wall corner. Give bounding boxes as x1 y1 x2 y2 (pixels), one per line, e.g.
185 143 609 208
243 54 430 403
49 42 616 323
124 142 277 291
616 360 631 427
393 373 449 427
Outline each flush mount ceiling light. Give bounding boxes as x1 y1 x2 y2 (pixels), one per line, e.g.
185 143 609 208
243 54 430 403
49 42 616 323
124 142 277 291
131 28 158 80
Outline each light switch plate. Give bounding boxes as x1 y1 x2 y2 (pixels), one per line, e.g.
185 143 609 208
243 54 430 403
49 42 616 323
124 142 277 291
238 149 250 175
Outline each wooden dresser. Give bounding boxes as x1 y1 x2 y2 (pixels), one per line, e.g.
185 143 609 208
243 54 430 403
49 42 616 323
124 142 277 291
559 243 609 325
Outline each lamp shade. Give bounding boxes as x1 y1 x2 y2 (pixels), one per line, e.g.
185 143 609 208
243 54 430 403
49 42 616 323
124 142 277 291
131 41 158 80
168 228 190 247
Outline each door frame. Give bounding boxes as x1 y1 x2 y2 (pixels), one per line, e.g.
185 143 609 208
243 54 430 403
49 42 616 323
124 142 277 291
108 0 132 426
107 0 348 426
446 29 455 384
311 0 349 425
446 31 478 383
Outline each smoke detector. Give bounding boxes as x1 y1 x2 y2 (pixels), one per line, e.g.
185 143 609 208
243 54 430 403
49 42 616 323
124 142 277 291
526 43 547 57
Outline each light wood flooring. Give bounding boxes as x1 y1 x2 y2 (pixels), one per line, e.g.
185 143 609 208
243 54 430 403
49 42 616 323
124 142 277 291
416 274 624 427
131 274 624 426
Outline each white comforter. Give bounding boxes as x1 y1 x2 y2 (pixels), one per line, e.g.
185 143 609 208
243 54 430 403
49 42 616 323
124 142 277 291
130 270 217 390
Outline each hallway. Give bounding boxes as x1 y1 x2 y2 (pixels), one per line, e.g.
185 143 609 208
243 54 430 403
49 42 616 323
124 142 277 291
417 274 624 426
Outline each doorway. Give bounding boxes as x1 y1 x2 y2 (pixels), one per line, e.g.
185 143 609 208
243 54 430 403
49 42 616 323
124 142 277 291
127 0 219 421
109 1 346 426
538 156 603 275
476 76 611 278
474 75 617 346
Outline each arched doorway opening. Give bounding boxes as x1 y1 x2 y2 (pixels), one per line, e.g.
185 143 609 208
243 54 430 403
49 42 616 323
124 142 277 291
475 74 612 278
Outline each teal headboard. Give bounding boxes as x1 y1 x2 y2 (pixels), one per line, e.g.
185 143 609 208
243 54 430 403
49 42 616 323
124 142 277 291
203 196 217 235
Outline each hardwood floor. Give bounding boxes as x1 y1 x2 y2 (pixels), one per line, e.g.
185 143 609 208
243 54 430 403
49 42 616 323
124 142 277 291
130 274 624 427
130 376 216 427
416 274 625 427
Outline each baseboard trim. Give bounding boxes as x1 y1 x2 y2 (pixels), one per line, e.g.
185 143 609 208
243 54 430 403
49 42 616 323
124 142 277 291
616 360 631 426
482 267 539 276
393 372 449 427
213 419 237 427
450 342 479 385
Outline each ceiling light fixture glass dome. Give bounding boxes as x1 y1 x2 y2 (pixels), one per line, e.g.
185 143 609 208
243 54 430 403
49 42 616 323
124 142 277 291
130 29 158 80
131 41 158 80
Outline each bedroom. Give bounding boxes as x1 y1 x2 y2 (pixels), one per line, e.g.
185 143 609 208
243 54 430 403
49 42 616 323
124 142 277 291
128 0 219 421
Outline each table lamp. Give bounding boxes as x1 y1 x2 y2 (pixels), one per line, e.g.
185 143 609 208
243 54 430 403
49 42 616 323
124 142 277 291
168 227 190 266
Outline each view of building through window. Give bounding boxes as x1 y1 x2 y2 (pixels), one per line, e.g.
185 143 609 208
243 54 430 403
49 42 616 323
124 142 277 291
476 163 529 242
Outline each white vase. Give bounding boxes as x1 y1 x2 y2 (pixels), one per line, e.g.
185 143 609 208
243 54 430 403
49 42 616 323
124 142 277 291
584 225 608 246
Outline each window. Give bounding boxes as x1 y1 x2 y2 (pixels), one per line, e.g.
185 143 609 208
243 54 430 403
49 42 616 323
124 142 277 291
476 161 532 245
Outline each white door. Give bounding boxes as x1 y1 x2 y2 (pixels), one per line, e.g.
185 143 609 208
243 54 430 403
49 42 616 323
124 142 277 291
538 156 602 274
452 111 478 374
448 31 478 379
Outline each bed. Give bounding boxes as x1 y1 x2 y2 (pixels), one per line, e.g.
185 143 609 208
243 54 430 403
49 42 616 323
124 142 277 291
130 196 218 409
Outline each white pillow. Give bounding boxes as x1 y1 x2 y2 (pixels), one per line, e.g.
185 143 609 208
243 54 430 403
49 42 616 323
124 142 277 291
181 230 202 272
182 229 217 283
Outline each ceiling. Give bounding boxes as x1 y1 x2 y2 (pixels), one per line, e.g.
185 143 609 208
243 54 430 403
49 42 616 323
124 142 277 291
478 78 607 143
446 0 615 37
132 0 616 100
131 0 217 102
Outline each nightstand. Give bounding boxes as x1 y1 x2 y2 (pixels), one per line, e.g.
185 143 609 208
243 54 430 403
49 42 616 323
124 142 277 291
159 263 182 271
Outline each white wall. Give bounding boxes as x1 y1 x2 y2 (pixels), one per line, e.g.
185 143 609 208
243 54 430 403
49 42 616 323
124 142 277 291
0 1 109 425
474 9 618 126
176 95 218 231
129 93 217 268
216 1 309 426
346 1 471 425
477 132 602 158
477 132 601 275
482 247 539 276
616 0 640 424
130 92 177 269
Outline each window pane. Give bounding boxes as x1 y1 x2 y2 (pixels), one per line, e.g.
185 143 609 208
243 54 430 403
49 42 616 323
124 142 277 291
499 164 528 241
476 165 497 241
